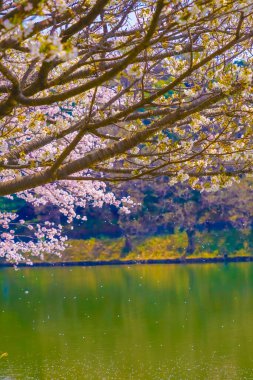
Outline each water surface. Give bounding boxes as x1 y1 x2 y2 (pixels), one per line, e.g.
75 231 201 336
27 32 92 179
0 263 253 379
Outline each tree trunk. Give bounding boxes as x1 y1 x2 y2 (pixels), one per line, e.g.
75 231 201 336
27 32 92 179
121 235 133 258
186 229 195 256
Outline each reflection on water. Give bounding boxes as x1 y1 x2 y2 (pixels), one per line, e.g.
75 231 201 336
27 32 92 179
0 263 253 379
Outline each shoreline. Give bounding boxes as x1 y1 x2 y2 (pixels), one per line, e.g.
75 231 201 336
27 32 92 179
1 256 253 268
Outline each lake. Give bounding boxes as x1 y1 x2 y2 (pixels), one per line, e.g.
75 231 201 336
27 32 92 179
0 263 253 379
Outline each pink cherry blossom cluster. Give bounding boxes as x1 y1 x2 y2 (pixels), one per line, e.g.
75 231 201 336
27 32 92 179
0 101 134 264
0 213 67 265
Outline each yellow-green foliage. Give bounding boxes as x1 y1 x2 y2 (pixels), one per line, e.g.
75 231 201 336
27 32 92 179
127 233 187 260
193 229 250 256
61 232 188 262
62 238 125 261
38 229 251 263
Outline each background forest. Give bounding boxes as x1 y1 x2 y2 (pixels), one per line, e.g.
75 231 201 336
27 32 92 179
2 178 253 262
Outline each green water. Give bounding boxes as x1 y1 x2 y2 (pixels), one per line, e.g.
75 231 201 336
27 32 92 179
0 263 253 379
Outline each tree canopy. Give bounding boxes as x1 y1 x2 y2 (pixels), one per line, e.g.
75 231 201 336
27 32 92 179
0 0 252 263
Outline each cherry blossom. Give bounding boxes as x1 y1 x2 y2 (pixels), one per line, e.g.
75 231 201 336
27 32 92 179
0 0 252 263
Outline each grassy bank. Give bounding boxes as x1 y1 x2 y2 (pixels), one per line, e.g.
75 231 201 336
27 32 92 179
39 229 253 263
